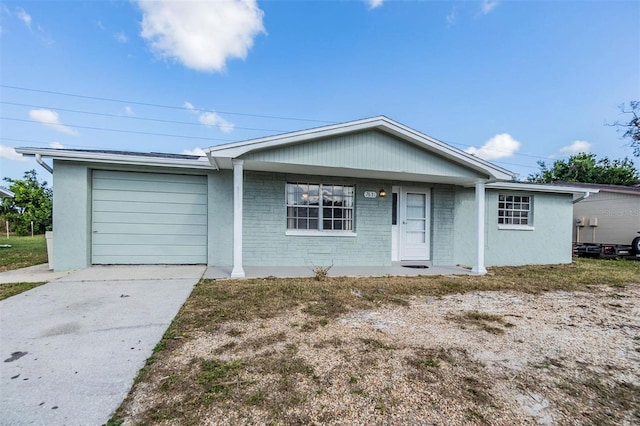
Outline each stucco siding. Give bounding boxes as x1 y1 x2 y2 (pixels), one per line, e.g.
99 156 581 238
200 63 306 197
243 171 392 267
242 130 483 179
573 192 640 245
52 161 92 271
453 189 574 267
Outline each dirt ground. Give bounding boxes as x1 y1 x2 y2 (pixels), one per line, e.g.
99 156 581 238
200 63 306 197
121 283 640 425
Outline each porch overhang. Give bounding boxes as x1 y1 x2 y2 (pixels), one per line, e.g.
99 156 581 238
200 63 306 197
219 159 492 186
206 116 517 182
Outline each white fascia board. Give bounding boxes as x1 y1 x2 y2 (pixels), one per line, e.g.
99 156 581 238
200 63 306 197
15 148 214 170
485 181 600 195
0 187 14 198
206 116 516 180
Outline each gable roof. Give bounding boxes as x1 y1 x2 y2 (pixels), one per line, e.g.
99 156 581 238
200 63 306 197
206 116 517 181
0 187 14 198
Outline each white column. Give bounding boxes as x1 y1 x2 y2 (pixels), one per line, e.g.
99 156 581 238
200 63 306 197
472 180 487 275
231 159 245 278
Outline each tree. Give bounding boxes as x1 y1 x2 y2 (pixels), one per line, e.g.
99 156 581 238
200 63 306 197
2 170 53 235
528 153 640 186
613 101 640 156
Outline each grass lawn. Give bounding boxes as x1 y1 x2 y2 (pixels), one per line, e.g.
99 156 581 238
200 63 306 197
112 258 640 425
0 282 47 301
0 234 48 272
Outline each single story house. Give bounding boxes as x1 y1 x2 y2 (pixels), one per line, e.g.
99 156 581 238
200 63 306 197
0 187 14 198
559 182 640 246
17 116 592 276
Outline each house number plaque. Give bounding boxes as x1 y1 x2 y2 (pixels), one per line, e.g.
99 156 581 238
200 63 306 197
363 191 378 199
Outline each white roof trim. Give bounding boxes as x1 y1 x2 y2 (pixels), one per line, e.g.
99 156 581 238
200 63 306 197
485 181 600 195
0 187 14 198
15 148 213 170
206 116 516 181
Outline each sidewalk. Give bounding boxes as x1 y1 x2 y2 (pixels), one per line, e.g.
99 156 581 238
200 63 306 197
0 264 74 284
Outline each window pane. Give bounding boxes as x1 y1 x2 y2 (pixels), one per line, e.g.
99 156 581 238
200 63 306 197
406 231 425 244
392 193 398 225
286 183 354 231
498 193 532 226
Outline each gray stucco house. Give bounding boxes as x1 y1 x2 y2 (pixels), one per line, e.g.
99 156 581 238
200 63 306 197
17 116 591 276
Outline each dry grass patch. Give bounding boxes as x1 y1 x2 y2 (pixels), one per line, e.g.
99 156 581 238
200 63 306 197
113 259 640 425
451 310 515 335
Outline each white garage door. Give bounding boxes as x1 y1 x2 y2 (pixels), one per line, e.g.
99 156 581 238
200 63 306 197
92 170 207 264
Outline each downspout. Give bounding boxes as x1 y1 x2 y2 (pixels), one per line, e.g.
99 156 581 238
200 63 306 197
35 154 53 174
205 151 220 170
572 191 591 204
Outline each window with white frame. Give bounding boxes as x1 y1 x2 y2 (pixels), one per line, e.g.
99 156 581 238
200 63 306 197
286 183 354 231
498 194 532 226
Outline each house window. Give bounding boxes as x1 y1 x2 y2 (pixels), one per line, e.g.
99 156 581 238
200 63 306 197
286 183 354 231
498 194 532 225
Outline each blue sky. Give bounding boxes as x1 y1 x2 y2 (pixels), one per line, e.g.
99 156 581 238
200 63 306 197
1 0 639 183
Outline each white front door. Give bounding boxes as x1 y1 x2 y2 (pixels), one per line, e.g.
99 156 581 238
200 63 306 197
400 189 430 261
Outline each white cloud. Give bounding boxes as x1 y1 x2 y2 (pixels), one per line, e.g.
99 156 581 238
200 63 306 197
367 0 384 10
182 147 206 156
29 109 78 136
137 0 265 72
446 8 456 25
184 101 234 133
15 7 31 29
559 140 591 156
198 112 234 133
466 133 521 160
114 31 128 43
49 142 64 149
124 106 135 115
0 145 26 161
480 0 499 15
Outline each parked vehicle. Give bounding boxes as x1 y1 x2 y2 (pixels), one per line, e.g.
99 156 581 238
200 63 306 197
574 231 640 260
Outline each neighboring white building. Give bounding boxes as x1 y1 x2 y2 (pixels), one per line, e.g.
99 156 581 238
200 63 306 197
568 182 640 246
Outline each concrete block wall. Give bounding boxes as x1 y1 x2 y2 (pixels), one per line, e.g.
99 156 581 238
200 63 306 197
431 186 455 265
243 171 392 267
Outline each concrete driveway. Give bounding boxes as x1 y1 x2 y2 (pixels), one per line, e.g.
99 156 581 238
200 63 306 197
0 265 205 426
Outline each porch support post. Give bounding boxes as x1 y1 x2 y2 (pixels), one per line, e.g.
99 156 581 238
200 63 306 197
472 180 487 275
231 159 245 278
